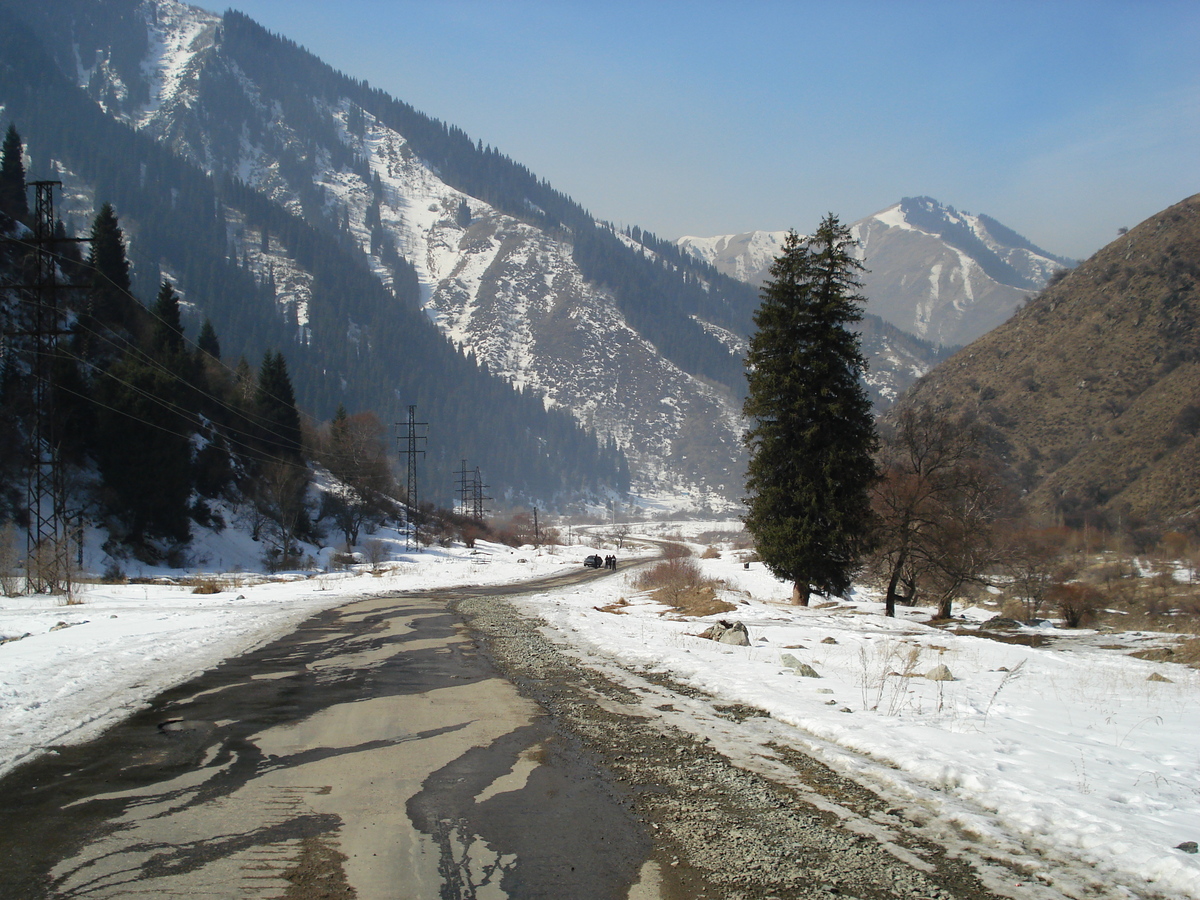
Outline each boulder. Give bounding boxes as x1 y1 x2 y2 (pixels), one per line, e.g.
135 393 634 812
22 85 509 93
701 620 750 646
925 664 955 682
980 616 1021 631
781 653 821 678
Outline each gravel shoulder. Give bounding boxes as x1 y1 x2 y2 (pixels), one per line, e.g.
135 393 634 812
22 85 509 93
458 592 1061 900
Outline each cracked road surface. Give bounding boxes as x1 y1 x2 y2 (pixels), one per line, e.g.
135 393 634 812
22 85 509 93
0 568 1045 899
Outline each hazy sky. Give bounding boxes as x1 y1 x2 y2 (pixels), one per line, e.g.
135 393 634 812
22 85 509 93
203 0 1198 261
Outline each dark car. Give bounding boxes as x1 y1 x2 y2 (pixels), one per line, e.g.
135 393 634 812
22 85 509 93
583 555 604 568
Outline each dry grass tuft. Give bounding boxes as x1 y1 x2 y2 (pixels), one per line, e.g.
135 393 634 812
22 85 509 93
635 557 735 617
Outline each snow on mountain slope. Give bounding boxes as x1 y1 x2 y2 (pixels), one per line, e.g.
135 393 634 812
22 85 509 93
677 230 788 285
679 198 1074 347
65 0 746 501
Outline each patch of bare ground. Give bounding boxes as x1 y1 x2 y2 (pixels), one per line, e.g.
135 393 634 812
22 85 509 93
281 835 356 900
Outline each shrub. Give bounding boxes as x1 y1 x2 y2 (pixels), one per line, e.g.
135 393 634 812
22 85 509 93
635 557 734 616
1051 583 1101 628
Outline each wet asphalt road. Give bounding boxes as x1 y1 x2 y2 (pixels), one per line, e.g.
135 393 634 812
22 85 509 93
0 569 656 900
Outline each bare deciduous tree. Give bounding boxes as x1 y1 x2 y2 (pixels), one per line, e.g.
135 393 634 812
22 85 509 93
1000 528 1078 623
867 407 1010 618
254 461 311 571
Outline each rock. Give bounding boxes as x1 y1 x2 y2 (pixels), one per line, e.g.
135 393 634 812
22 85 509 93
781 654 821 678
701 620 750 646
925 664 955 682
821 636 838 645
980 617 1021 631
1148 672 1174 683
1177 841 1198 854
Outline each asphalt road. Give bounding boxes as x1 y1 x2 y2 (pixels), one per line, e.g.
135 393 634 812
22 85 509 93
0 567 659 900
0 560 1063 900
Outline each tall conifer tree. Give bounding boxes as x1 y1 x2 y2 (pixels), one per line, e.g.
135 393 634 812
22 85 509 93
255 350 302 460
0 123 28 218
87 203 137 336
742 215 878 605
150 280 185 355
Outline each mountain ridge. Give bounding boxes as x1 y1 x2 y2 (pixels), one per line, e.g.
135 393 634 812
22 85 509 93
897 192 1200 528
678 197 1075 347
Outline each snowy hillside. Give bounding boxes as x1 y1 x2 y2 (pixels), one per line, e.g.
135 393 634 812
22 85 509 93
679 198 1075 347
42 0 749 502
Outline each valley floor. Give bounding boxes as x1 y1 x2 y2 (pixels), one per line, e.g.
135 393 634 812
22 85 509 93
1 524 1197 898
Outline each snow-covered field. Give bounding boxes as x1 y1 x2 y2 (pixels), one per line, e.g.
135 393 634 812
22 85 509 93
2 521 1198 899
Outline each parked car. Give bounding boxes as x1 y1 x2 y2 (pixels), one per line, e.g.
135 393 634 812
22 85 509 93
583 555 604 569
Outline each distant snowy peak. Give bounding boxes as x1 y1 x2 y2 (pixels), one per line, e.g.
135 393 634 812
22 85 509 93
675 230 788 286
678 197 1075 347
867 197 1073 291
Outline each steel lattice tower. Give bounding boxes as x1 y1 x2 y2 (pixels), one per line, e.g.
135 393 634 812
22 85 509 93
25 182 69 593
400 406 426 551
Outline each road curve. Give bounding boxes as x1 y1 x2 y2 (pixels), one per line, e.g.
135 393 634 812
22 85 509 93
0 565 657 900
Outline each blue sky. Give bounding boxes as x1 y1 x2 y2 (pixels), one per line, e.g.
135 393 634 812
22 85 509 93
205 0 1198 260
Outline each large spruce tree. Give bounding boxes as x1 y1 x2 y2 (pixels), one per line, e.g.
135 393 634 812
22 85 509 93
0 123 28 218
255 350 302 460
742 215 878 605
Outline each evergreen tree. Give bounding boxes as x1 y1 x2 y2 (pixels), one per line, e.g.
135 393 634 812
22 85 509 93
93 355 193 545
0 123 27 218
255 349 302 459
87 202 137 335
150 279 185 355
197 318 221 358
742 216 879 605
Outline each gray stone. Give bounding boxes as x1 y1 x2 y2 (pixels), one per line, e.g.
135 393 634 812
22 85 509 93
780 654 821 678
701 620 750 646
925 664 955 682
980 617 1021 631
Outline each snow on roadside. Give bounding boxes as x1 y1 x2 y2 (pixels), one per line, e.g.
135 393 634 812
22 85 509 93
515 522 1200 900
0 537 587 781
3 518 1198 899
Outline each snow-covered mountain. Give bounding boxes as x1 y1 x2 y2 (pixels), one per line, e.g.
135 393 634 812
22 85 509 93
679 198 1075 347
2 0 959 506
4 0 759 502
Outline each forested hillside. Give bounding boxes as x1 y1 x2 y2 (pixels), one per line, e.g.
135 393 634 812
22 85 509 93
0 1 629 510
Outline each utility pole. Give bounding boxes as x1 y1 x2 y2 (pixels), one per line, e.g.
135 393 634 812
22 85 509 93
471 466 490 523
398 406 426 551
455 459 471 518
11 182 85 593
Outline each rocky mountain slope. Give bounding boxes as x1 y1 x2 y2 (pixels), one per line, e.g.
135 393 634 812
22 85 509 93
3 0 758 502
2 0 989 507
679 197 1075 347
897 193 1200 528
